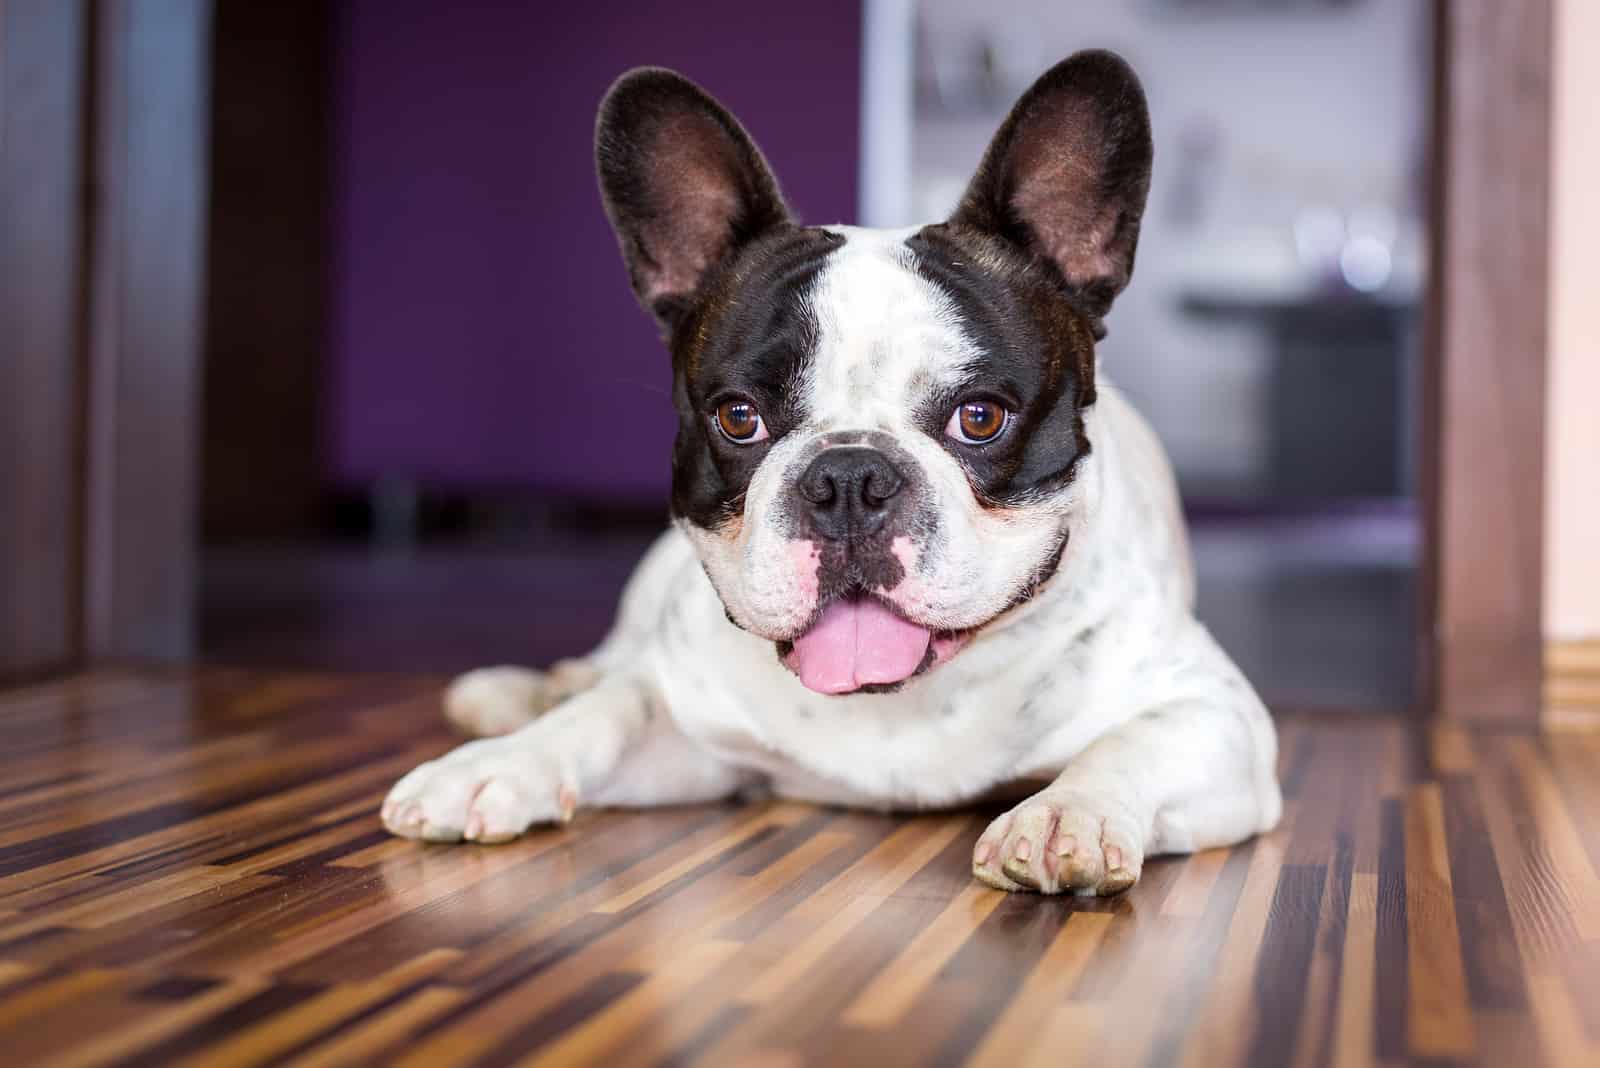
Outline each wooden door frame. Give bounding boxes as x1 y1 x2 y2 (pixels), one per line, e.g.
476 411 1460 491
0 0 211 676
82 0 214 663
1421 0 1551 724
0 0 91 679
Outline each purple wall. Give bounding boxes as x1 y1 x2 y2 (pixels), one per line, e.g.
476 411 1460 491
328 2 863 500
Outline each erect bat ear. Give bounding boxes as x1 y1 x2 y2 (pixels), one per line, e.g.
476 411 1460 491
950 50 1153 335
595 67 791 333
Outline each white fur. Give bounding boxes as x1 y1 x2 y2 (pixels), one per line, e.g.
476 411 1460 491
382 228 1282 896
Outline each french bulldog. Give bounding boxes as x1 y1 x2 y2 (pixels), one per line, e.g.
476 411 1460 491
381 51 1282 895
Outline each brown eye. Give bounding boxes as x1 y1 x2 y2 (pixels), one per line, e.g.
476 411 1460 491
715 400 767 443
948 400 1008 444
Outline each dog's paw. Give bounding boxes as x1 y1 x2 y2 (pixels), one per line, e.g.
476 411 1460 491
444 661 599 737
972 792 1145 896
380 740 576 843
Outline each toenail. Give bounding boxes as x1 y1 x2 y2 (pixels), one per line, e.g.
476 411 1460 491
1015 837 1032 862
975 842 993 864
1056 834 1077 857
1104 845 1123 870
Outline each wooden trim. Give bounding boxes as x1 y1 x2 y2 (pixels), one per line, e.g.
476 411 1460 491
0 0 91 678
82 0 214 662
1545 639 1600 729
1421 0 1552 723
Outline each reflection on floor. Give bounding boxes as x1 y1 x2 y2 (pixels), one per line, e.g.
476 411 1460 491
203 513 1417 712
0 671 1592 1066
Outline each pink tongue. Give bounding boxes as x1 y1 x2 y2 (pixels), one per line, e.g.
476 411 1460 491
786 598 932 695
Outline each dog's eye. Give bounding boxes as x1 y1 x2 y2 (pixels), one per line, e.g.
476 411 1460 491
715 400 768 443
946 400 1009 444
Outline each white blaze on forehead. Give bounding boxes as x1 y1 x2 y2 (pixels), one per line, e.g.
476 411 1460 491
803 226 980 428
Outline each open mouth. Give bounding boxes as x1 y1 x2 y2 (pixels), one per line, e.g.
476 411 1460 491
778 595 970 696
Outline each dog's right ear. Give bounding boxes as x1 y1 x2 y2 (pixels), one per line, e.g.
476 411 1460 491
596 68 791 333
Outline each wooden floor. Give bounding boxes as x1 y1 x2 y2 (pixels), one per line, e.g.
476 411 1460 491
1 673 1598 1067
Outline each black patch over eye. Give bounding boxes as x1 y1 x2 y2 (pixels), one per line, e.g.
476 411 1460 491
715 400 767 443
947 400 1010 444
906 224 1095 506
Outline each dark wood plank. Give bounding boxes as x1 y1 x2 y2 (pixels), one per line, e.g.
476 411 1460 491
82 0 214 662
1421 0 1552 723
0 0 90 678
1 672 1598 1065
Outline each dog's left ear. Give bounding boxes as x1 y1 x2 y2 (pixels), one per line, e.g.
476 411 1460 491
951 50 1152 334
596 68 791 333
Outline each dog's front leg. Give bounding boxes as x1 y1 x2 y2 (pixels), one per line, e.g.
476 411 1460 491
381 678 744 843
972 647 1282 895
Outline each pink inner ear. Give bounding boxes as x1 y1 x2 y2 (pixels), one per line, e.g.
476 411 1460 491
1005 95 1126 290
638 116 744 303
1018 193 1120 291
639 193 736 302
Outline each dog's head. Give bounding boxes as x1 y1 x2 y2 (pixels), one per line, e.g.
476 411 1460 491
595 51 1152 695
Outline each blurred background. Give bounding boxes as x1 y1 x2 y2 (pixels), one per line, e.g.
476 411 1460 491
195 0 1432 712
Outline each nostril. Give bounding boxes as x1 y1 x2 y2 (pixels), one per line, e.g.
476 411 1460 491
801 472 838 507
798 447 904 533
861 468 902 507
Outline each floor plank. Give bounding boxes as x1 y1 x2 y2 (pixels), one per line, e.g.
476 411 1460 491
0 672 1596 1066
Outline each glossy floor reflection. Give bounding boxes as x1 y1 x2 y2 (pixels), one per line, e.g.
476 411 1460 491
1 671 1594 1066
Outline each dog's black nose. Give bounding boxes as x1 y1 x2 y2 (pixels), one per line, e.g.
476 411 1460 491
797 447 904 541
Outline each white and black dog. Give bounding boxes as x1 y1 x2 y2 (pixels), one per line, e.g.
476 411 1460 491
381 51 1281 895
